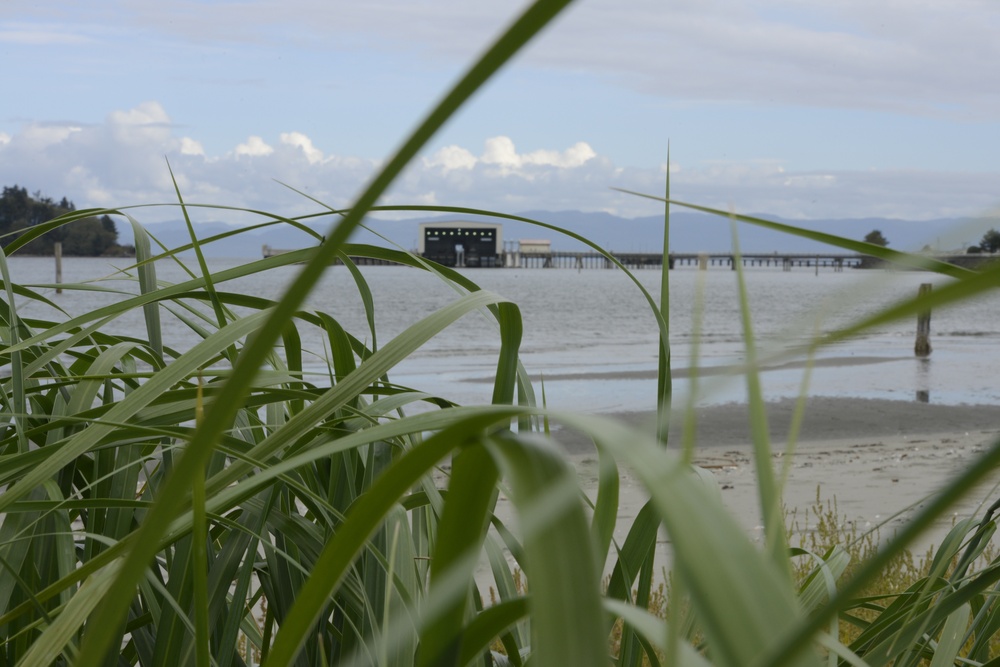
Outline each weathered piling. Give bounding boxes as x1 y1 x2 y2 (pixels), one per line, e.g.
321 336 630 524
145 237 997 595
54 241 62 295
915 283 932 357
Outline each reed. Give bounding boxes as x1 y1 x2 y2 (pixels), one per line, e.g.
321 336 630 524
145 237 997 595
2 1 1000 665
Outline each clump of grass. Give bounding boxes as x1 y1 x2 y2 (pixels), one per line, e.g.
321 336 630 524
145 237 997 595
790 491 930 644
789 488 1000 662
791 490 930 591
606 581 669 666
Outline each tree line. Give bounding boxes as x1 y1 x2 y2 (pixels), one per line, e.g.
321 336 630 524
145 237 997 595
967 228 1000 254
865 227 1000 254
0 185 133 256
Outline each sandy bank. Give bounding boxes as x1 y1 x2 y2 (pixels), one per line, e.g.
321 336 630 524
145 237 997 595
476 397 1000 588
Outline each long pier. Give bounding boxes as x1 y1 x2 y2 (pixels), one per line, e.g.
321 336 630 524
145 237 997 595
262 246 993 271
509 251 864 271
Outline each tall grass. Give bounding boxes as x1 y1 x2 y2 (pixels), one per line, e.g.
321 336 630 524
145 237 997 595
2 0 1000 665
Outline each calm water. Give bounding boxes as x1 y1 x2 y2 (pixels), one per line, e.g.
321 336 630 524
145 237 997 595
7 256 1000 413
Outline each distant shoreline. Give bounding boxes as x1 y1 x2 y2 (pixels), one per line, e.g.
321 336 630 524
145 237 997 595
464 355 904 384
8 249 135 258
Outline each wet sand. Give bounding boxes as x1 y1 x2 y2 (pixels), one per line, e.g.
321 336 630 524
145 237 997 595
501 355 906 383
569 397 1000 558
477 397 1000 587
553 396 1000 453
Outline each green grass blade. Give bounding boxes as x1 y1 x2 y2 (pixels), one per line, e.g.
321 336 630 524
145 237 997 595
490 302 522 408
418 444 500 667
0 247 30 455
483 432 608 667
124 213 163 359
0 207 118 255
590 444 620 564
191 376 210 667
606 599 715 667
338 253 380 352
927 603 970 667
15 560 123 666
729 220 789 574
261 411 519 666
606 500 660 604
456 598 529 666
0 309 270 515
657 143 671 446
553 410 821 667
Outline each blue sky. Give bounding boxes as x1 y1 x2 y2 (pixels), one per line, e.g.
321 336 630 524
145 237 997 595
2 0 999 224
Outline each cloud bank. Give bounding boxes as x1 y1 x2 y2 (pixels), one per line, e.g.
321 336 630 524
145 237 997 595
61 0 1000 120
0 102 995 224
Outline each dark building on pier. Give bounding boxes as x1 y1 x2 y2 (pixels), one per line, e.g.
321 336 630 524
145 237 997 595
418 221 503 267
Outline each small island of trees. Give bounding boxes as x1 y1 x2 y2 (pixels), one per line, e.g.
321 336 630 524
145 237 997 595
967 228 1000 254
0 185 134 256
864 229 889 246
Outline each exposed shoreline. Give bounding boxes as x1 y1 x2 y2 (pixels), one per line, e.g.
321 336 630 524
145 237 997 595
465 355 906 384
552 396 1000 453
478 397 1000 586
577 397 1000 550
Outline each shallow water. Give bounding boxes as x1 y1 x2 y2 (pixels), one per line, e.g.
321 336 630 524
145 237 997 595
6 256 1000 413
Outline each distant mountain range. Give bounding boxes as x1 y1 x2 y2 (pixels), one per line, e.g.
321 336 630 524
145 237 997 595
119 210 1000 259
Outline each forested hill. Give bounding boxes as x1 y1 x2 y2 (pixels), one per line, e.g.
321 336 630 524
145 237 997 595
0 185 133 256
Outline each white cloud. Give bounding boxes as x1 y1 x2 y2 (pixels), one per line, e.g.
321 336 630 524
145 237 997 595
481 136 519 168
422 137 598 181
104 101 175 150
235 136 274 158
480 136 596 173
108 101 170 127
280 131 323 164
425 145 477 172
18 123 82 149
180 137 205 156
0 102 995 224
538 142 596 168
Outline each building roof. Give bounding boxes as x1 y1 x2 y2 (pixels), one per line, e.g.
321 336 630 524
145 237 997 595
418 220 501 230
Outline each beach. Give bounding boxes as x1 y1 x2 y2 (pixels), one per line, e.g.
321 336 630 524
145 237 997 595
599 398 999 556
476 396 1000 587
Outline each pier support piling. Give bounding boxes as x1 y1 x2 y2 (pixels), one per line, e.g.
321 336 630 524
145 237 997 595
915 283 932 357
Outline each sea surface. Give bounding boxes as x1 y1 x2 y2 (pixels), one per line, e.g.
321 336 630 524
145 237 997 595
6 256 1000 414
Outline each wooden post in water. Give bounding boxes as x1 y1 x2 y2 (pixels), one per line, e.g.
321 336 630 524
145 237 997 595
698 253 708 270
915 282 932 357
54 242 63 295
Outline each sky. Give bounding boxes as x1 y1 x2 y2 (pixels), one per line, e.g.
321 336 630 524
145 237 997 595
2 0 999 226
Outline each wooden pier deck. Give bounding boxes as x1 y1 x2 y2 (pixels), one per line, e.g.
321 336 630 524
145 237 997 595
262 246 992 271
